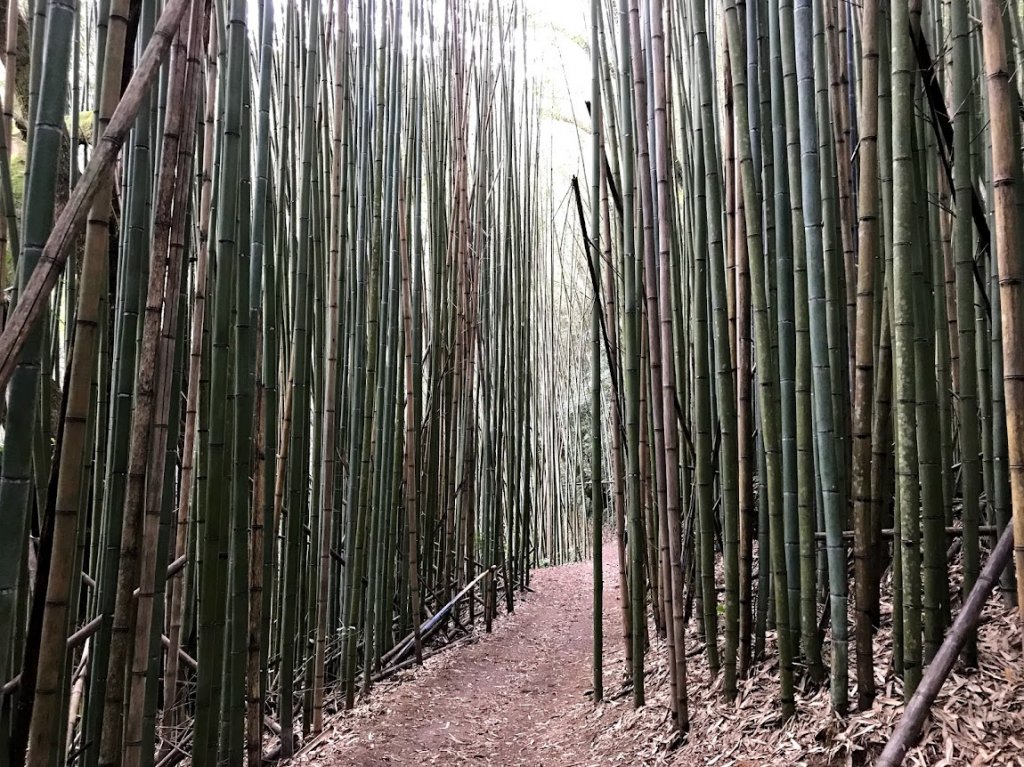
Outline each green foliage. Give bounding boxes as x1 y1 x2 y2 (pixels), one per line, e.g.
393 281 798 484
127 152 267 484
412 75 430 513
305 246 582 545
9 140 24 212
76 110 94 142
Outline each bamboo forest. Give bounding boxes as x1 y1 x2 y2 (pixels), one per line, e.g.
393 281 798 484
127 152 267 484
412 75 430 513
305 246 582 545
3 0 1024 763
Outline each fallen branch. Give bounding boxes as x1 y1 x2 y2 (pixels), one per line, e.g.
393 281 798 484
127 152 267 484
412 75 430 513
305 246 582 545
813 525 996 542
876 523 1013 767
154 729 191 767
380 565 496 670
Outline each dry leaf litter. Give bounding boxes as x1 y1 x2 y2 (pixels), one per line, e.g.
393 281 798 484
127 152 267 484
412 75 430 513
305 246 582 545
287 543 1023 766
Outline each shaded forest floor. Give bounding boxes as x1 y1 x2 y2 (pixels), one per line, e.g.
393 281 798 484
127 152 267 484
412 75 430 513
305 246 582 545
293 544 620 766
291 544 1024 766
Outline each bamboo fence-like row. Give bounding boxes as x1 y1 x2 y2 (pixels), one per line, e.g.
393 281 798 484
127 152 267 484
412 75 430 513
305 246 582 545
0 0 576 765
581 0 1024 735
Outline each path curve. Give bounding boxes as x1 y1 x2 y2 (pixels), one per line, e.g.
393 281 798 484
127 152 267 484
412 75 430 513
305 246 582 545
303 546 618 766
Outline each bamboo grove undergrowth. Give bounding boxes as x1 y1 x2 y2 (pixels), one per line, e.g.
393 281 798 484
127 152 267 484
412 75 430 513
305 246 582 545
577 0 1024 737
0 0 585 764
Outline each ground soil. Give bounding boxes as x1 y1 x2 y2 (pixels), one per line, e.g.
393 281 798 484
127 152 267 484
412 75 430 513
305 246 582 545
294 544 620 766
293 543 1024 767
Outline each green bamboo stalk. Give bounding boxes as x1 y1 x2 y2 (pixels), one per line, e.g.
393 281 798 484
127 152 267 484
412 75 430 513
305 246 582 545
0 0 76 700
22 0 128 758
617 0 645 708
951 0 981 666
852 0 880 711
724 0 795 718
891 0 923 697
590 0 604 706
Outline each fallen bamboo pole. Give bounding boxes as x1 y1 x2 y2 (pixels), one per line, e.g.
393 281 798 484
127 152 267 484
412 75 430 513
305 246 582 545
814 526 997 542
876 524 1013 766
160 635 198 670
1 614 104 696
0 0 194 391
380 565 497 669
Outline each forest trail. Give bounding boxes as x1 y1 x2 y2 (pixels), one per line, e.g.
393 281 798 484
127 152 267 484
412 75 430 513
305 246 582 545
295 544 1024 767
301 546 620 766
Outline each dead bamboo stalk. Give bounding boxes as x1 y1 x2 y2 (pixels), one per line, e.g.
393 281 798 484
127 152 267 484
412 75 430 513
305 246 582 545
876 524 1013 767
0 0 193 391
380 565 497 668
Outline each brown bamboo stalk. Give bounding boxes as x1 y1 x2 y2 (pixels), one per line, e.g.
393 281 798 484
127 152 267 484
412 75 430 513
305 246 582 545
163 14 217 736
123 4 205 762
0 0 194 392
99 6 199 761
22 0 131 758
981 0 1024 615
650 0 687 728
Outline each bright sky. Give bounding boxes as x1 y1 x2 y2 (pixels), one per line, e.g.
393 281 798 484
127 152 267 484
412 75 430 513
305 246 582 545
523 0 593 206
520 0 601 381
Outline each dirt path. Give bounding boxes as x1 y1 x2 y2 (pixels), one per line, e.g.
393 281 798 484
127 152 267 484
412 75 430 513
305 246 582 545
301 545 619 766
293 538 1024 767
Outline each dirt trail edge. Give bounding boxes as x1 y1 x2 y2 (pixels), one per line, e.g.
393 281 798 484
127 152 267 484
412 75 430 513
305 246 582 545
302 544 619 766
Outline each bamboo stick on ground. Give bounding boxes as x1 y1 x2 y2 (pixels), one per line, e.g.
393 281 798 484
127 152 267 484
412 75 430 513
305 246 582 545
877 524 1013 767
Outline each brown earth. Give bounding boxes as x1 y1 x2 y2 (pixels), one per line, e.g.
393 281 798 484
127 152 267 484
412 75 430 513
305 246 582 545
293 544 621 766
293 543 1024 767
